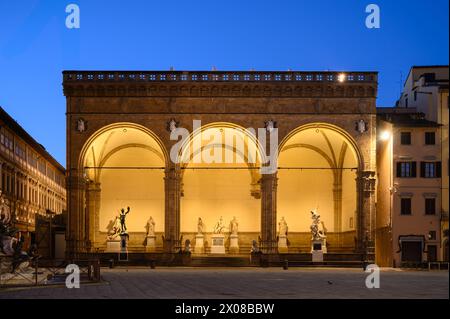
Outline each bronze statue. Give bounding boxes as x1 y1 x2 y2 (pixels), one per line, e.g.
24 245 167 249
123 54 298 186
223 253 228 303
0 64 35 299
119 207 131 233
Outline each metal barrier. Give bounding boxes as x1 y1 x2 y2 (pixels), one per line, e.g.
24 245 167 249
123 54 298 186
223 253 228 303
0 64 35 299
428 262 450 271
0 256 101 288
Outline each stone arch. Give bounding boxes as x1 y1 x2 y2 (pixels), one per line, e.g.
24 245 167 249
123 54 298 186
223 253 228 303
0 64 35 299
175 122 266 248
277 123 364 252
78 122 168 250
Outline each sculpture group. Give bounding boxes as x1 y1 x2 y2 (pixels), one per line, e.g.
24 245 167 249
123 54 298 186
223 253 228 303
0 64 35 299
310 209 327 241
106 206 131 240
0 191 37 274
103 210 327 256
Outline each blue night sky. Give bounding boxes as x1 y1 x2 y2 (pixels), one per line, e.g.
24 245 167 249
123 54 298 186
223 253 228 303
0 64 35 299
0 0 448 166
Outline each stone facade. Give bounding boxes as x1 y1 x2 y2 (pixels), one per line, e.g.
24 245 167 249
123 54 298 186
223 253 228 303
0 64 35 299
63 71 377 260
0 106 66 251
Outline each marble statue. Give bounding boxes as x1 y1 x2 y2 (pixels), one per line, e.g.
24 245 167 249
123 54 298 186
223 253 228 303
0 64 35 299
119 207 131 233
0 191 11 225
145 216 156 236
106 216 121 240
1 214 33 273
310 209 327 240
279 217 288 236
213 216 225 234
197 217 204 235
230 217 239 235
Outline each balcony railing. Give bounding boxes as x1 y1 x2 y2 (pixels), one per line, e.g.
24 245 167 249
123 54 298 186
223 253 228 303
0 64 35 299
63 71 377 84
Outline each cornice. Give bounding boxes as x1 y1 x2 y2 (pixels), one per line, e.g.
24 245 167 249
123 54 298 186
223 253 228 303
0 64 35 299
63 71 378 98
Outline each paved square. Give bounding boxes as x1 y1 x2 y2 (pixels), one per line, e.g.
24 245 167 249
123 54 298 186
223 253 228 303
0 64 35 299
0 267 448 299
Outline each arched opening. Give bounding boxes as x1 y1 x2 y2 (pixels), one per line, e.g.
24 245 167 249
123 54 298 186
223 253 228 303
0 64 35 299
277 123 362 253
177 123 264 253
79 123 167 250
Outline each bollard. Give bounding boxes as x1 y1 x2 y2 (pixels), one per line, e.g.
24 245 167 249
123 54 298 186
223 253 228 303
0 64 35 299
94 259 101 281
283 259 289 270
109 259 114 269
150 260 156 269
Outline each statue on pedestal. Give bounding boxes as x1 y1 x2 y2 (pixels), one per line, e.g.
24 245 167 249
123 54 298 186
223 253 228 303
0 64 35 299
279 217 288 236
310 209 326 240
230 217 239 235
119 207 130 234
213 216 225 234
197 217 204 235
145 216 156 236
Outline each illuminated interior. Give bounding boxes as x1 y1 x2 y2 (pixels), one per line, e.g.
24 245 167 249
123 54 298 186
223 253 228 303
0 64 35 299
79 121 361 252
82 124 166 234
277 124 359 248
179 124 263 234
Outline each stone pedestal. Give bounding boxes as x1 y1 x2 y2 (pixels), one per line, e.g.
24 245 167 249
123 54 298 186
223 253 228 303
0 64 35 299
311 238 326 263
278 235 288 253
194 234 204 254
119 233 129 261
311 239 327 253
105 239 121 253
210 234 225 254
229 234 239 254
312 250 324 263
145 235 156 252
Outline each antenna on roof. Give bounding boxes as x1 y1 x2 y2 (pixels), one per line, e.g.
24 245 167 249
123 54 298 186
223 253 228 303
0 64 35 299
169 66 174 71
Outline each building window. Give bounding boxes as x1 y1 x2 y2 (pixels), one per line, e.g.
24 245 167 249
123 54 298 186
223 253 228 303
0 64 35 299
396 161 416 178
401 132 411 145
401 198 412 215
405 98 408 108
425 198 436 215
425 132 435 145
414 91 417 101
420 162 442 178
428 231 437 240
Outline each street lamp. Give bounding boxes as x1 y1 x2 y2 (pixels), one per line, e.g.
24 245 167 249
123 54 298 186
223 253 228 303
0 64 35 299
380 130 391 141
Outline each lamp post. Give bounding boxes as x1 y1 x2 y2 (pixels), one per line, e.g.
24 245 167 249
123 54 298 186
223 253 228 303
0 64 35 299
46 209 55 259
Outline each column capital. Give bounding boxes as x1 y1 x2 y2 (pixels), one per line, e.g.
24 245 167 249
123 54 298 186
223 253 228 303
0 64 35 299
356 170 376 194
164 168 181 180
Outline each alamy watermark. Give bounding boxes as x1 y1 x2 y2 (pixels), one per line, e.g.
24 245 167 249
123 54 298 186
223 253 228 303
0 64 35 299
169 120 278 174
65 264 80 288
365 4 380 29
365 264 380 288
65 4 80 29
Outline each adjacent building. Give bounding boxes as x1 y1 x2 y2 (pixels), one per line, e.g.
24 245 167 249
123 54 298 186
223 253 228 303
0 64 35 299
376 65 449 266
377 108 443 266
0 106 66 253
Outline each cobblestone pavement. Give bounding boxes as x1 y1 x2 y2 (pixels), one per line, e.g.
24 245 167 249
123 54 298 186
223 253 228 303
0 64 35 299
0 267 448 299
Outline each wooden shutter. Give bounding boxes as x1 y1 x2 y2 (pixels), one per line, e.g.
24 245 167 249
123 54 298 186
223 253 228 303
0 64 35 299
420 162 426 178
396 162 402 177
411 162 417 177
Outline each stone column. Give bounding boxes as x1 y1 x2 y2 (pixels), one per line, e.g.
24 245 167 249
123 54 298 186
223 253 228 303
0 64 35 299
356 171 376 260
66 170 87 258
260 173 278 254
164 167 181 253
85 181 101 251
333 181 343 231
